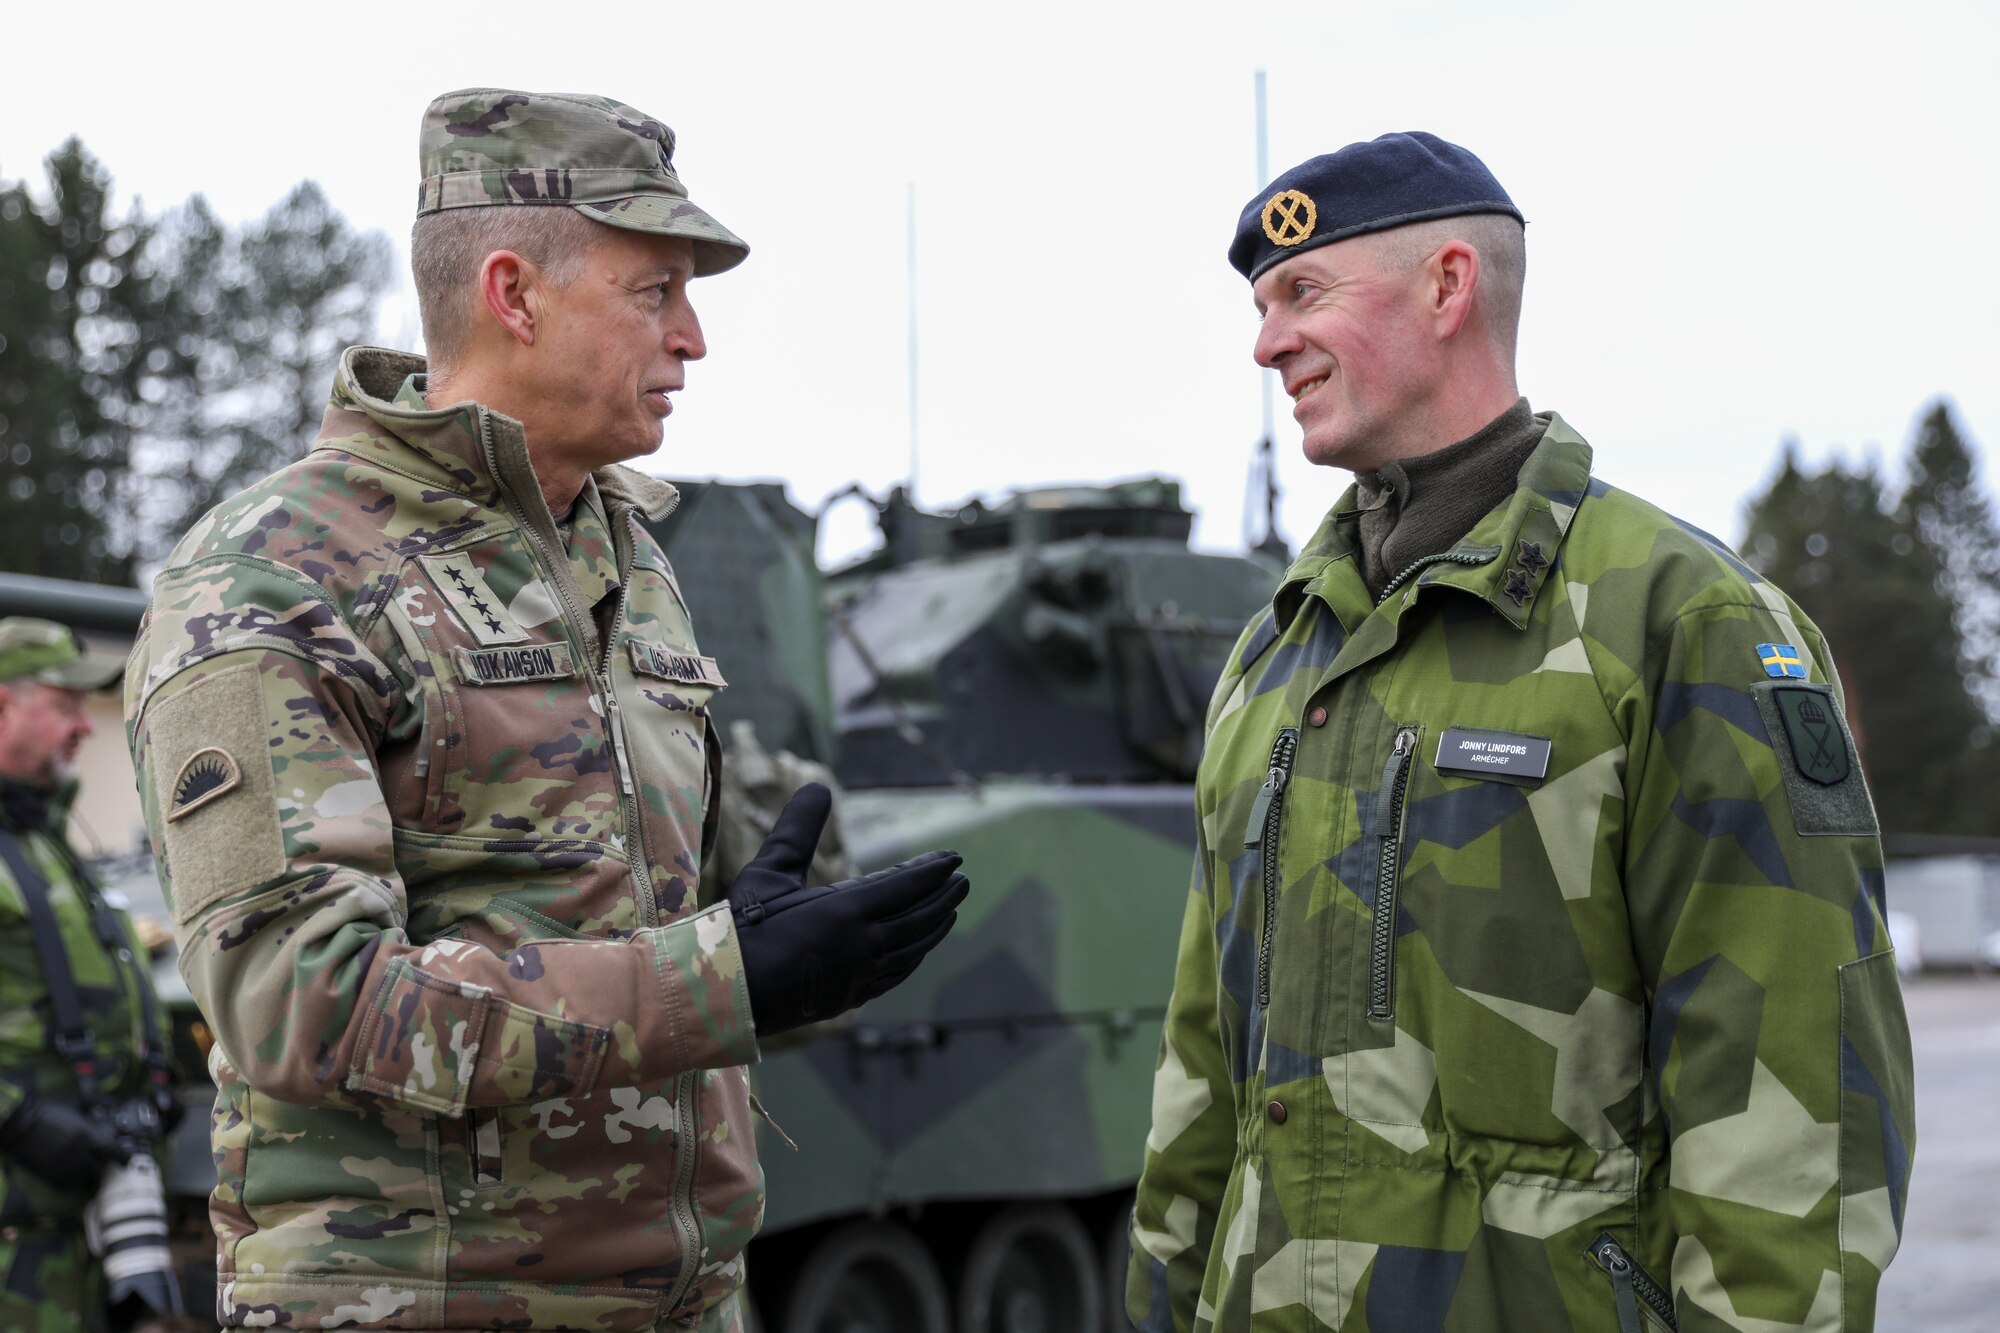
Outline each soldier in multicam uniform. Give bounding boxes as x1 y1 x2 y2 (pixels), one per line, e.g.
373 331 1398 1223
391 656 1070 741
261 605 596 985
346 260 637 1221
125 90 967 1331
0 618 178 1332
1128 134 1914 1331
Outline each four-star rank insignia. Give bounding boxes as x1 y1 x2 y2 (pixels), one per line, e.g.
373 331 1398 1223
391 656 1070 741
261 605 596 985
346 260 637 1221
1757 642 1808 679
168 747 241 823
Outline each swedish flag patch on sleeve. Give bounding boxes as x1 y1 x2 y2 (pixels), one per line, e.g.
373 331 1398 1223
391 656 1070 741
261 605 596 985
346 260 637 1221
1757 642 1808 678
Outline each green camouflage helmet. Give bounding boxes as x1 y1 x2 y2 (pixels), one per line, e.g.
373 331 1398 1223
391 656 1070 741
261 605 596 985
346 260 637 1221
418 88 749 275
0 617 122 690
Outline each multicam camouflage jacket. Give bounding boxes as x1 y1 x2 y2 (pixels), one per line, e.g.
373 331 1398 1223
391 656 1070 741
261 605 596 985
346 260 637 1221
126 347 762 1330
1128 416 1914 1332
1 778 172 1332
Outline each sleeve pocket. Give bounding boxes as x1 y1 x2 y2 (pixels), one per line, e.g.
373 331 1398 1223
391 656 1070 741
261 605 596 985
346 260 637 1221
347 957 610 1115
1837 950 1914 1285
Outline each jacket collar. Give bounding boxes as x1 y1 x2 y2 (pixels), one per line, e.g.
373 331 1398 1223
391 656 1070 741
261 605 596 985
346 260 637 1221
312 347 681 523
1271 412 1594 633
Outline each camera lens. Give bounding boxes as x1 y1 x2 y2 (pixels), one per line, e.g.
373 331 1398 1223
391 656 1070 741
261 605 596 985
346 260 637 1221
85 1154 184 1319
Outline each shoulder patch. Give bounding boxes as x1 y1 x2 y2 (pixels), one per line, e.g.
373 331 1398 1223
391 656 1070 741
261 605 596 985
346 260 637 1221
1756 642 1808 679
168 748 242 822
1752 681 1877 837
146 665 286 923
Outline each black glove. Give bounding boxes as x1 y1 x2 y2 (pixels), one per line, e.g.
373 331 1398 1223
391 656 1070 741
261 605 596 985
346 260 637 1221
0 1093 131 1192
730 783 970 1036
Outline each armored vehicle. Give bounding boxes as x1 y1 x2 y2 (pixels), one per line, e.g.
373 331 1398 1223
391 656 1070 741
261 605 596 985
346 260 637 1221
649 479 1283 1332
3 470 1283 1332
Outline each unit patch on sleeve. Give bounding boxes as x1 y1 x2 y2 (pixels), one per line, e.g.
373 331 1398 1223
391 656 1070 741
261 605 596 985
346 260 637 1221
1756 642 1808 678
452 642 579 686
1433 727 1552 785
422 552 530 646
1752 681 1878 836
168 747 242 822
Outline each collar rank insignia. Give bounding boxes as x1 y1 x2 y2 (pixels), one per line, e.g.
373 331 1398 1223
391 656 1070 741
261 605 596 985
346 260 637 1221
1757 642 1808 679
1515 540 1548 575
168 747 242 823
1502 568 1533 606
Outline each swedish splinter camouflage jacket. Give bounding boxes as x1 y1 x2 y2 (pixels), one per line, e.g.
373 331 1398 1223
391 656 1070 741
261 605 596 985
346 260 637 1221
1127 416 1914 1332
126 347 761 1329
0 779 172 1331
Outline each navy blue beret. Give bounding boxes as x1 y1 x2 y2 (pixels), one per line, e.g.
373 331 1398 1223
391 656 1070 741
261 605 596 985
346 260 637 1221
1229 131 1523 282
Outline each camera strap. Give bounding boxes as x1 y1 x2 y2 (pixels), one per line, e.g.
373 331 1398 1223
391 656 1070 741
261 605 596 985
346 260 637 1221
0 827 108 1104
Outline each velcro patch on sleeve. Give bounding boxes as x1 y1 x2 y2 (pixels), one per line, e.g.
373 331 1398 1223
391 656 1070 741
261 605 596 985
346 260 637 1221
628 640 728 689
1752 681 1879 837
452 642 578 686
147 665 287 923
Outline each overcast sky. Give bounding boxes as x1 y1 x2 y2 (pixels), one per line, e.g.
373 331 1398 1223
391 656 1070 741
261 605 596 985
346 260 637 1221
5 0 1995 563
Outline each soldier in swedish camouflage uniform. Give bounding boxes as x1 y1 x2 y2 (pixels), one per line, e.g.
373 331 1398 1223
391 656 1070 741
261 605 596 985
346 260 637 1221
1127 134 1914 1331
125 89 967 1331
0 619 177 1332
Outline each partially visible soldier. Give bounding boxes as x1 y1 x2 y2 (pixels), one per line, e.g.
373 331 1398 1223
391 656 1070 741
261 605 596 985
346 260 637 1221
1128 134 1915 1330
125 89 967 1330
0 618 180 1332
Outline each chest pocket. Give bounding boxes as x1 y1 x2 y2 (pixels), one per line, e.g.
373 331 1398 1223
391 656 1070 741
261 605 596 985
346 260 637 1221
390 539 614 844
1383 713 1640 1153
610 549 726 917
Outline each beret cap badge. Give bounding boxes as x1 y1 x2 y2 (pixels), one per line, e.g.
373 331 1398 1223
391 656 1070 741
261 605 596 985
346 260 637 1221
1261 190 1317 247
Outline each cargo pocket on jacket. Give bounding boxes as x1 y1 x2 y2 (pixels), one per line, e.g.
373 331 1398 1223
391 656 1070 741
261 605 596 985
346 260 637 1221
346 957 611 1115
1838 950 1914 1282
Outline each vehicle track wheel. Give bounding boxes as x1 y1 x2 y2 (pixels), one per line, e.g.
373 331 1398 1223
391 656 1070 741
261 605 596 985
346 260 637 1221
955 1203 1101 1333
783 1220 950 1333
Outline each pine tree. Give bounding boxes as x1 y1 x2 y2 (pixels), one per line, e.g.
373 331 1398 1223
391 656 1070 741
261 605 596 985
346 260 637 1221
1899 399 2000 724
0 144 395 579
0 140 153 584
132 182 393 554
1743 422 2000 835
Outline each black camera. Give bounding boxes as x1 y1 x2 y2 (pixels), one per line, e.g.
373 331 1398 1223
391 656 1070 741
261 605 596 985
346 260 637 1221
84 1098 183 1326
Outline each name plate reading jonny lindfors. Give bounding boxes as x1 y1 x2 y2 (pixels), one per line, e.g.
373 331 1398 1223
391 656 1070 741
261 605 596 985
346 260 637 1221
1433 727 1552 785
453 643 579 686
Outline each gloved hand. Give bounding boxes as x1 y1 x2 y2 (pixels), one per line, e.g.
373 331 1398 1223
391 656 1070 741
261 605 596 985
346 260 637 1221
730 783 970 1036
0 1093 132 1192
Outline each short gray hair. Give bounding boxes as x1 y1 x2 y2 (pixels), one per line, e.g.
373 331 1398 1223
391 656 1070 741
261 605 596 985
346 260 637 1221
1376 213 1527 356
410 207 607 373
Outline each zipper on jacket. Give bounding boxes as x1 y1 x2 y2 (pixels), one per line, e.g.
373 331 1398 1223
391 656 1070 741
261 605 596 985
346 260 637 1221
1587 1234 1678 1333
477 412 660 930
599 512 654 914
1366 726 1420 1021
660 1069 703 1313
1376 550 1490 606
477 415 706 1312
1243 727 1300 1010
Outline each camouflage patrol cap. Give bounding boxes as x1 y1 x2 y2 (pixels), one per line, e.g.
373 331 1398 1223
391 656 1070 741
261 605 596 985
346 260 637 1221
0 618 123 690
418 88 749 276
